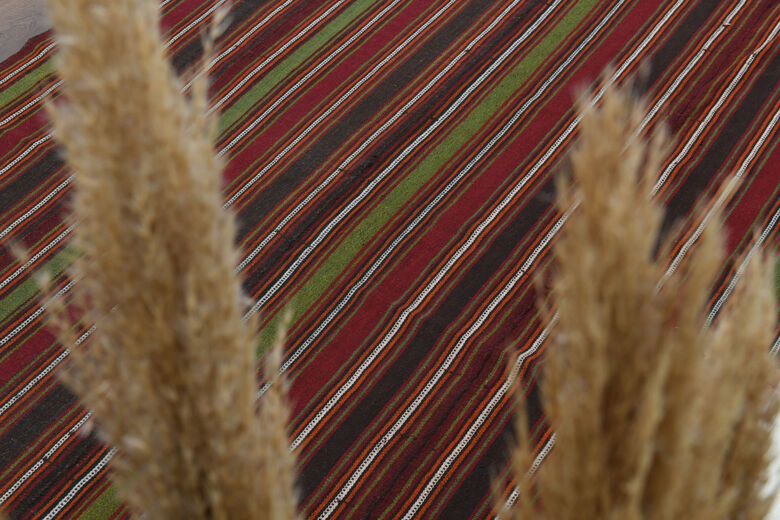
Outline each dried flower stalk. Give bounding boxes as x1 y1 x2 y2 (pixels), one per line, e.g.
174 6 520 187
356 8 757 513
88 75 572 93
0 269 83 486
500 83 779 519
44 0 297 518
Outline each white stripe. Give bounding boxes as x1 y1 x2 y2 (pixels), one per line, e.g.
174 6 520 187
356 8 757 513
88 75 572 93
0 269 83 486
413 2 780 507
40 447 117 520
0 177 71 241
0 279 74 349
315 2 633 514
234 0 463 268
638 0 749 135
659 102 780 288
322 206 570 520
0 80 61 129
209 0 349 115
244 0 562 322
500 434 556 514
0 226 71 292
403 313 559 520
0 134 53 179
0 412 92 505
771 331 780 356
163 0 231 49
182 0 298 91
0 43 56 88
0 326 94 420
652 18 780 195
706 203 780 327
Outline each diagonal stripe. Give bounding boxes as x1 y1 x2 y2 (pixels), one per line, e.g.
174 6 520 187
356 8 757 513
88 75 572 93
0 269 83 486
402 10 778 512
243 0 565 323
354 1 780 512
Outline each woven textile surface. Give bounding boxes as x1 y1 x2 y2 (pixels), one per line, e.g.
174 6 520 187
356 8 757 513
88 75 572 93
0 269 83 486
0 0 779 518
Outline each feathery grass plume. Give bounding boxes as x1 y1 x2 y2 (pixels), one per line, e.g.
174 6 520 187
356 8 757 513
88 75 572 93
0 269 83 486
257 308 298 520
44 0 297 518
499 82 779 519
710 251 779 519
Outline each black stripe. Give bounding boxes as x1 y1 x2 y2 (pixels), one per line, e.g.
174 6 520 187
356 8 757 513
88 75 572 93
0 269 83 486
297 0 732 509
644 0 722 90
660 47 780 236
0 384 77 469
297 176 551 499
169 0 283 74
435 399 519 520
237 0 545 296
10 435 104 518
441 4 775 517
0 150 63 225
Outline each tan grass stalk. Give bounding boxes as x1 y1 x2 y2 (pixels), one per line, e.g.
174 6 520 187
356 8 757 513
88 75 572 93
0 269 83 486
500 82 779 519
43 0 297 518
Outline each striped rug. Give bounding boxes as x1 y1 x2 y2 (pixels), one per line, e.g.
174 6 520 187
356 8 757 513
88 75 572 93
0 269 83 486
0 1 779 518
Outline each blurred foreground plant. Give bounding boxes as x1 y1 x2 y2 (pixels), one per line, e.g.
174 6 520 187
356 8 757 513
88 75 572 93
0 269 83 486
42 0 298 518
499 84 779 520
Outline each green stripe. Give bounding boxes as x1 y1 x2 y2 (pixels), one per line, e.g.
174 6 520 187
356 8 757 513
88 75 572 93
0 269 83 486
0 61 54 110
775 257 780 300
0 0 210 110
76 485 122 520
256 0 596 352
0 0 360 130
216 0 377 137
0 248 71 323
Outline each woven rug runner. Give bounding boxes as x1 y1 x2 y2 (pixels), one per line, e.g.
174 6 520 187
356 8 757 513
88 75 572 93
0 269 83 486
0 1 779 518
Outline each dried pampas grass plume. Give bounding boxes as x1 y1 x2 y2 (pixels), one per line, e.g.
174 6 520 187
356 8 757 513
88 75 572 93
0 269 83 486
499 82 779 519
43 0 297 518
